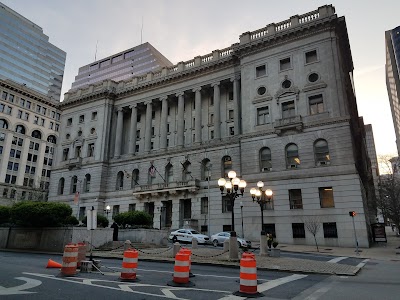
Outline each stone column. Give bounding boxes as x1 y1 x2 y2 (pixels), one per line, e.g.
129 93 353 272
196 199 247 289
232 76 241 135
160 96 168 150
193 87 202 144
212 82 221 139
128 104 138 155
176 92 185 148
114 107 124 158
144 100 152 153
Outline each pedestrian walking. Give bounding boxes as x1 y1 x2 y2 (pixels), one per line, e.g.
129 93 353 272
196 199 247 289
267 232 273 249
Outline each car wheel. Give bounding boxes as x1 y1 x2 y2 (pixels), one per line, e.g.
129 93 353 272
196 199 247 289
213 239 219 247
172 236 178 243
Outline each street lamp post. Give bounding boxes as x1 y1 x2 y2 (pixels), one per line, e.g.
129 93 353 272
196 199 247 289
240 201 244 239
218 170 246 260
250 181 273 256
104 205 111 218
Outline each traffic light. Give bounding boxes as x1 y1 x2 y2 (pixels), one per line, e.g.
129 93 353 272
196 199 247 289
349 211 356 217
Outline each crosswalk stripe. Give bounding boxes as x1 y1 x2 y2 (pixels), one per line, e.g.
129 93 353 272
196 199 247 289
356 259 369 268
257 274 308 292
327 256 348 263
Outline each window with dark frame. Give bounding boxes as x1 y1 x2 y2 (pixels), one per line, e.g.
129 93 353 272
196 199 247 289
314 139 330 164
222 195 232 213
309 94 324 115
280 57 291 71
289 189 303 209
305 50 318 64
257 106 270 125
282 101 295 118
256 65 266 77
319 187 335 208
263 223 276 238
201 197 208 214
323 222 338 238
260 147 272 171
292 223 306 238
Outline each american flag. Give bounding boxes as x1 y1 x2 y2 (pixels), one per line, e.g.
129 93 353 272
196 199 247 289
73 191 80 204
149 165 156 177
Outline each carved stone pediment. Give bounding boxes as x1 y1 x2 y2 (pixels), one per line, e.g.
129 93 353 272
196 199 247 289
275 86 300 99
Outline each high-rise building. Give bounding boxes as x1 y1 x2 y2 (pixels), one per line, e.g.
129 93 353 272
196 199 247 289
70 42 172 90
0 2 66 101
385 26 400 155
49 5 375 248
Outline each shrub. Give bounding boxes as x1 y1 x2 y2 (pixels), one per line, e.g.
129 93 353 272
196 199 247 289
113 211 152 228
0 206 11 225
272 241 279 248
81 214 109 228
63 215 79 226
10 202 72 227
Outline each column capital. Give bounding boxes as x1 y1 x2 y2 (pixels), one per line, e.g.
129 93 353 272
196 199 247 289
192 86 202 93
129 103 138 109
116 107 124 112
230 75 241 82
159 95 168 101
144 99 153 105
211 82 220 88
175 91 184 97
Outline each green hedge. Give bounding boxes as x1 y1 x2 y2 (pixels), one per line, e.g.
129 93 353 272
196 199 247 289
113 211 152 228
81 214 109 228
10 202 73 227
0 206 11 225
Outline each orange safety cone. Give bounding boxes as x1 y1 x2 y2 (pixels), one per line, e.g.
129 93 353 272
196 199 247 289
242 251 256 260
61 243 78 276
233 256 263 298
180 248 195 278
46 259 62 268
120 249 139 281
167 251 195 287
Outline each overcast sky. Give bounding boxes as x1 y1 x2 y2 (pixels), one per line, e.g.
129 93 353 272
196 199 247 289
2 0 399 157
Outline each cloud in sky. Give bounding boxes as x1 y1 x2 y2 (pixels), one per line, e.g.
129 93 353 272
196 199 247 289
1 0 400 156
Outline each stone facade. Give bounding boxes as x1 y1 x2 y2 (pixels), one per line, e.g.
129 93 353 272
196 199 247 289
49 5 375 247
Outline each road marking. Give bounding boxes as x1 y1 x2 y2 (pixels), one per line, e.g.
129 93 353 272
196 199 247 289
0 277 42 295
301 281 337 300
257 274 308 292
161 288 178 298
327 256 348 263
217 295 246 300
356 259 369 268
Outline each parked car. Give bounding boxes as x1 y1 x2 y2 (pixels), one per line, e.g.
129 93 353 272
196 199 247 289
211 232 251 248
169 228 210 244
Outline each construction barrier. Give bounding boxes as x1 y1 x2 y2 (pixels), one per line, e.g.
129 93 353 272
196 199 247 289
120 248 138 281
46 259 62 268
167 251 194 287
242 252 256 260
233 256 263 297
77 242 87 268
180 248 194 277
61 243 78 276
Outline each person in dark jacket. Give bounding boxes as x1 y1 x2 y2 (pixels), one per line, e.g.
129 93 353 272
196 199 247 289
110 221 119 241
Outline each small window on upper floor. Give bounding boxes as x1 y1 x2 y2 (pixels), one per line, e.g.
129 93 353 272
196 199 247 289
67 118 72 126
286 143 300 168
228 110 234 120
228 91 234 101
280 57 291 71
309 94 324 115
222 156 232 178
282 101 295 119
255 65 266 78
314 139 330 165
79 115 85 123
319 187 334 208
260 147 272 172
257 106 270 125
209 95 214 106
305 50 318 64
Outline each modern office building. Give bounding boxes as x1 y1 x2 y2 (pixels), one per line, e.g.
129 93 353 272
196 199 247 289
0 2 66 101
386 26 400 156
70 42 173 90
0 79 61 205
49 5 375 247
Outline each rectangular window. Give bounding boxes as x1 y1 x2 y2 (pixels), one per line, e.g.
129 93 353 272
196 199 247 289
79 115 85 123
228 110 234 120
323 222 338 238
42 107 47 115
0 103 4 112
88 143 95 157
1 91 7 100
210 95 214 106
229 91 234 101
256 64 267 77
112 205 120 218
67 118 72 126
56 113 61 121
201 197 208 214
305 50 318 64
222 195 232 213
24 112 29 121
36 105 41 113
136 130 140 139
282 101 295 118
135 144 139 152
17 110 23 119
210 130 214 139
20 99 25 107
0 133 5 141
40 118 45 126
229 127 234 136
5 106 12 115
55 124 59 131
34 116 39 124
257 106 270 125
128 204 136 212
280 57 291 71
151 127 155 136
152 111 156 119
289 189 303 209
91 111 97 120
0 145 3 154
263 223 276 238
26 101 31 109
209 114 214 124
222 225 232 232
49 122 54 130
292 223 306 238
63 148 69 161
9 94 14 102
79 207 86 221
319 187 334 208
51 111 55 118
309 95 324 115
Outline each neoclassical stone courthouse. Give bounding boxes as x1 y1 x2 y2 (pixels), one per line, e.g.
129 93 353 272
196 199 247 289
49 5 376 247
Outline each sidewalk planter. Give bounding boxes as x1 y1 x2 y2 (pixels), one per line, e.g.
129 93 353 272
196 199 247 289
270 248 281 257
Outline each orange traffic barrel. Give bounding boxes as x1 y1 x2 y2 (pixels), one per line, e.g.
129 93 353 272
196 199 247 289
77 242 87 268
242 252 255 260
233 256 263 297
167 252 195 287
120 249 138 281
180 248 194 277
61 243 78 276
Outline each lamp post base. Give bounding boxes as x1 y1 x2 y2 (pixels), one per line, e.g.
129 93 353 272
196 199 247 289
229 234 239 261
260 233 268 256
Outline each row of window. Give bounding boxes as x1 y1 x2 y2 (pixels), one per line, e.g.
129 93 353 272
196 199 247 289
58 174 91 195
0 119 57 143
67 111 97 126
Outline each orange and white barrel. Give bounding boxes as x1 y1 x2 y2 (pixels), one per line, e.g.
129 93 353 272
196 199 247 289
180 248 192 273
77 242 87 268
242 251 255 260
172 252 190 284
239 256 258 295
61 243 78 276
120 249 138 281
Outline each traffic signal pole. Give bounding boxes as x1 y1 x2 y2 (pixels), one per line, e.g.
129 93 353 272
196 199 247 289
350 212 359 255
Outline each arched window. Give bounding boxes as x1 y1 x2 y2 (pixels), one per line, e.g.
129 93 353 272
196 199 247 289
314 139 330 165
47 135 57 144
182 161 191 181
71 176 78 194
84 174 91 192
131 169 139 187
201 158 211 181
15 125 25 134
0 119 8 129
260 147 272 171
31 130 42 139
116 171 124 190
58 177 65 195
222 156 232 178
286 143 300 168
165 163 173 184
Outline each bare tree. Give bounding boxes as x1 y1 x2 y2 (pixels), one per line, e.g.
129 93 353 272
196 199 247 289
301 216 322 252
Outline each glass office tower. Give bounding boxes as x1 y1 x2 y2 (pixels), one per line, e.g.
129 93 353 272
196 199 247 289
0 2 66 101
386 26 400 155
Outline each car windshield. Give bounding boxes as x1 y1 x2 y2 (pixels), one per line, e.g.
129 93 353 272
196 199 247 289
190 230 200 234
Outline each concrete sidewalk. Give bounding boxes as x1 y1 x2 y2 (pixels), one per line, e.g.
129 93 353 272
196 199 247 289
93 227 399 276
